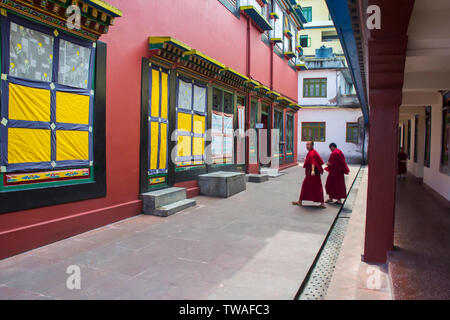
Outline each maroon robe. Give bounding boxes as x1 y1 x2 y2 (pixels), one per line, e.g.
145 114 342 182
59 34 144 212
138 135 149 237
299 148 324 203
325 149 349 200
398 151 407 174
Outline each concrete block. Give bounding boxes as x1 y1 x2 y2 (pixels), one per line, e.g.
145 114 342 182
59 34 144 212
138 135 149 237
198 171 246 198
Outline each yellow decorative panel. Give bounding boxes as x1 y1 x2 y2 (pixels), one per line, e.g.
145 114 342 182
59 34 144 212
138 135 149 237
150 122 159 170
9 83 50 122
193 137 204 156
8 128 51 163
160 72 169 120
56 91 90 124
151 69 160 118
177 112 192 132
56 130 89 161
159 123 167 169
193 115 205 134
177 135 191 157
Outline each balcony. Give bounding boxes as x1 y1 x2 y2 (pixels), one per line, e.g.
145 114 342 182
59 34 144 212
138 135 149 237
240 1 272 32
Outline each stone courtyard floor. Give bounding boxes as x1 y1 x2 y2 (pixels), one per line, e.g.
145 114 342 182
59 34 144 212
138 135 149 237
0 164 359 300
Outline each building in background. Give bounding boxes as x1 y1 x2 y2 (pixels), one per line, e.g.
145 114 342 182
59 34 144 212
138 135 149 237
296 0 364 163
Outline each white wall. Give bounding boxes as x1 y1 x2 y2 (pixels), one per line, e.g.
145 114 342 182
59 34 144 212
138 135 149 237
298 69 338 106
297 107 363 163
401 93 450 201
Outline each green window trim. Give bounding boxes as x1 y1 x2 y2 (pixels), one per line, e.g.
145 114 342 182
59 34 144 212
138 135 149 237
302 122 325 142
303 78 327 98
346 122 359 144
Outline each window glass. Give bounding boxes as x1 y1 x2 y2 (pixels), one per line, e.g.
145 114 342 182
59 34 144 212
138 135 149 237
302 7 312 22
442 108 449 167
213 88 222 112
346 123 359 144
178 79 192 110
223 92 233 115
58 39 91 89
424 106 431 168
9 22 53 81
212 88 234 164
303 78 327 97
193 85 206 113
302 122 325 142
286 114 294 153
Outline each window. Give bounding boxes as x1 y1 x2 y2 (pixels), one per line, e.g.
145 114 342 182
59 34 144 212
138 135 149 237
414 115 418 162
441 101 449 170
0 13 106 214
322 31 339 42
346 123 359 144
148 66 169 177
1 15 95 177
211 88 234 164
302 6 312 22
303 78 327 98
302 122 325 142
407 119 411 159
424 106 431 168
236 96 246 165
270 0 283 41
283 15 293 53
218 0 239 17
286 114 294 156
299 35 310 48
274 110 284 156
175 77 207 167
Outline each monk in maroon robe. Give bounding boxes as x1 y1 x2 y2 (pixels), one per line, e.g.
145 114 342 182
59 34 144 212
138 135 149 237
292 141 325 208
325 143 350 204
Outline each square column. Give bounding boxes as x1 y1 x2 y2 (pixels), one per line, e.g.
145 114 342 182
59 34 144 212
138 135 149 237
364 89 402 263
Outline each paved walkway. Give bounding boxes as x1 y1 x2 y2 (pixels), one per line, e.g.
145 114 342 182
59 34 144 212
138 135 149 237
388 175 450 300
326 166 392 300
0 164 359 300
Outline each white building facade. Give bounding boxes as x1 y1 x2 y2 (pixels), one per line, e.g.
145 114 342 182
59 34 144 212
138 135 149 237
296 0 364 164
297 53 364 164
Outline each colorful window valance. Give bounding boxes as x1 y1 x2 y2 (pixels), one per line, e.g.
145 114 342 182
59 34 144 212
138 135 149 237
0 0 122 41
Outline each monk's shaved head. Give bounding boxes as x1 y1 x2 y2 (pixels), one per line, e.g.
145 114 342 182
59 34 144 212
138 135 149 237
306 141 314 150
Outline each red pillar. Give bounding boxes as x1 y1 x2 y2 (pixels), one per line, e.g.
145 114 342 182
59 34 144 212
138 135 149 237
364 89 402 263
362 0 414 263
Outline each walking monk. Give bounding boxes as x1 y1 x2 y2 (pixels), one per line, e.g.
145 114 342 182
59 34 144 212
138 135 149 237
292 141 326 208
325 143 349 204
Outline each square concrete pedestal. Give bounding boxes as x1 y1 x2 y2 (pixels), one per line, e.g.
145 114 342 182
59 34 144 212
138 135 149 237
198 171 246 198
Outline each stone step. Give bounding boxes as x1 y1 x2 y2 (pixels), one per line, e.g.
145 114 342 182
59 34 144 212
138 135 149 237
153 199 197 217
141 187 186 214
246 173 269 183
260 168 285 178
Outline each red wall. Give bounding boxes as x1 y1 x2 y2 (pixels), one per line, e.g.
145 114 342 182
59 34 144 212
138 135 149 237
272 51 298 101
0 0 299 259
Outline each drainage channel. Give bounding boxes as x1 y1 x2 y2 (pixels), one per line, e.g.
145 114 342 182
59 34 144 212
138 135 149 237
295 166 365 300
